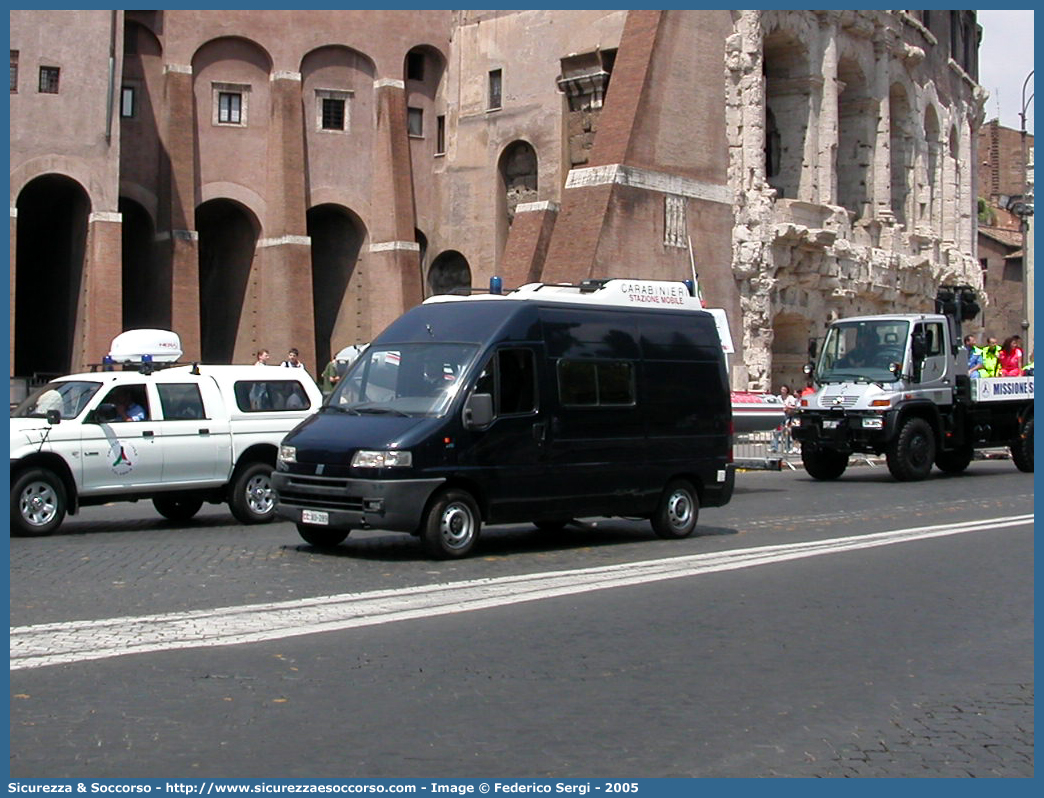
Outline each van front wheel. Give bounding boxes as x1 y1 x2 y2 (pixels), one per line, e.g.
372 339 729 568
651 479 699 539
422 489 481 559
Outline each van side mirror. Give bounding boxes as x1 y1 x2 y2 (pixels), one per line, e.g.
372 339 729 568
807 338 818 360
46 409 61 425
463 393 494 429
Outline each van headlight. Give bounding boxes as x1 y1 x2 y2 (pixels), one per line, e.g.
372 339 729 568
278 445 297 464
351 450 413 468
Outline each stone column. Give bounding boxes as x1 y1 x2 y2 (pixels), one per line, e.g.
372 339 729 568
72 213 124 371
499 201 560 287
161 63 201 360
254 71 316 369
367 78 422 336
816 13 840 206
870 34 894 224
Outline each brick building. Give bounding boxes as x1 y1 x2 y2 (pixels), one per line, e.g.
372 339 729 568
975 120 1034 344
10 10 985 389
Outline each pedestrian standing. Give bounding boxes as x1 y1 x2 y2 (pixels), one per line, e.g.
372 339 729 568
281 348 306 372
254 348 270 367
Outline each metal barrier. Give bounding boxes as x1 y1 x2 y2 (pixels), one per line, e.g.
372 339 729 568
733 430 793 471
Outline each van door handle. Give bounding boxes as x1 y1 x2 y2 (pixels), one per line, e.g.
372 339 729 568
142 430 154 438
532 422 547 442
198 428 210 435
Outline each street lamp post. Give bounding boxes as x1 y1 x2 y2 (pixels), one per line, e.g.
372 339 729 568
1017 71 1034 353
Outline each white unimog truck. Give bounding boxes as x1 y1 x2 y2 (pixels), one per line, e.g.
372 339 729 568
792 286 1033 481
10 330 322 536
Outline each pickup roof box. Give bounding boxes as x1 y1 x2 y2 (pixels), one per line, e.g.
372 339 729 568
274 279 735 558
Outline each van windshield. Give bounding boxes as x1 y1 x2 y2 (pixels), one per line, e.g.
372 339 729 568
816 320 910 384
12 381 102 419
327 343 477 417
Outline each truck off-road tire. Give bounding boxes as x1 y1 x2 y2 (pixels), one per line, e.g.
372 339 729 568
296 524 350 548
651 479 699 539
229 462 277 524
934 447 974 474
886 417 936 481
801 447 849 480
1011 418 1034 473
12 468 66 537
422 488 481 559
152 494 204 522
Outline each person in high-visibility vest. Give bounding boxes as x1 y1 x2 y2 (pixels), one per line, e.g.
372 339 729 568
978 337 1001 377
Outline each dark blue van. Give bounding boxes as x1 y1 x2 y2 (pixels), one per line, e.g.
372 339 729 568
273 280 734 558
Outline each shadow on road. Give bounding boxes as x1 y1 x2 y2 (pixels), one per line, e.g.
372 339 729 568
287 519 739 562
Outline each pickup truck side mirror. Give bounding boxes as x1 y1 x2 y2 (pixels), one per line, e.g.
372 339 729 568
45 409 61 425
463 392 494 430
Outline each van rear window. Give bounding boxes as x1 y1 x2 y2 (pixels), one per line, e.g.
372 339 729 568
234 380 312 412
558 360 634 407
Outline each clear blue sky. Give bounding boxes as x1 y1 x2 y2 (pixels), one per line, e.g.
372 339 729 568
977 9 1034 134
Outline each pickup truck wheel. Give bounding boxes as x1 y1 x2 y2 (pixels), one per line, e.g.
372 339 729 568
422 489 481 559
886 417 936 481
801 447 849 480
1011 418 1034 472
12 468 66 537
152 495 204 522
296 524 350 548
651 479 699 539
229 462 276 524
935 447 973 474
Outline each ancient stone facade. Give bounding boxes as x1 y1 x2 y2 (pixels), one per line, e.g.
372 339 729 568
10 10 984 390
726 10 985 389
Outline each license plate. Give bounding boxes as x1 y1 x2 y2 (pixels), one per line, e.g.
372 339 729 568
823 419 840 429
301 510 329 525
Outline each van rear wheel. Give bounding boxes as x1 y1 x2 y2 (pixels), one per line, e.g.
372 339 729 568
651 479 699 539
422 489 481 559
296 524 350 548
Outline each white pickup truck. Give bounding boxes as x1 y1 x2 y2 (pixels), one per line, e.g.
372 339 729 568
10 331 322 536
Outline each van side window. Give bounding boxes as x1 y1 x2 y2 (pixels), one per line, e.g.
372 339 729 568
475 349 537 416
558 360 635 407
158 383 206 420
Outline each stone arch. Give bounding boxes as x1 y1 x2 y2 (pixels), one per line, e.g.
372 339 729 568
836 54 874 218
307 203 369 367
14 175 92 377
762 26 811 200
921 104 941 230
300 45 377 168
770 311 814 392
192 37 273 198
428 250 472 296
119 196 168 331
196 198 260 364
889 82 914 226
498 140 539 224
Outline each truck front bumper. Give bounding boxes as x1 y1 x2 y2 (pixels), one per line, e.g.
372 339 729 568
792 412 895 453
272 472 445 533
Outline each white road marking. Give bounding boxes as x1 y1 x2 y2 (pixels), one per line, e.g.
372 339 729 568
10 514 1033 671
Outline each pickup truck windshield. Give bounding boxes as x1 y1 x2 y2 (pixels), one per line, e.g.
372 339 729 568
816 320 909 384
327 343 477 417
12 381 102 419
